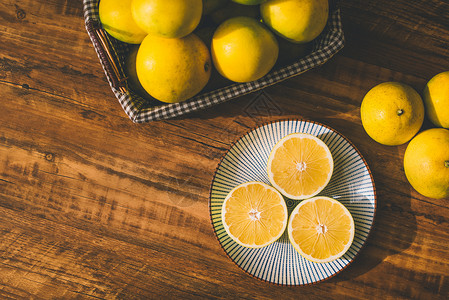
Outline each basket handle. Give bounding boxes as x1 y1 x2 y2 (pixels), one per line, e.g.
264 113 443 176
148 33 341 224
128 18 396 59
86 20 127 93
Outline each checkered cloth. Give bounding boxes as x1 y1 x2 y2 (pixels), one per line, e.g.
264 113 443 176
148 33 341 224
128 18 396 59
83 0 344 123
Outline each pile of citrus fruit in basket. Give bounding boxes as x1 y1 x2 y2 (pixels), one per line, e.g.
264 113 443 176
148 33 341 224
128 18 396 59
360 72 449 200
98 0 330 103
221 133 356 263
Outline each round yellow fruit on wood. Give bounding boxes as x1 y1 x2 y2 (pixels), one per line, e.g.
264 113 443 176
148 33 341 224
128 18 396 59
423 71 449 129
361 82 424 146
404 128 449 199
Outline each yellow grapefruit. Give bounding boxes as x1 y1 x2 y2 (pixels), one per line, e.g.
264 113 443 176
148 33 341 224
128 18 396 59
260 0 329 43
136 34 211 103
361 82 424 146
404 128 449 199
99 0 147 44
267 133 333 200
131 0 202 38
423 71 449 128
221 181 288 248
288 196 355 263
211 16 278 83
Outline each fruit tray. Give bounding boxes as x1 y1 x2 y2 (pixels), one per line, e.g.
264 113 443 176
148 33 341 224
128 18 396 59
83 0 344 123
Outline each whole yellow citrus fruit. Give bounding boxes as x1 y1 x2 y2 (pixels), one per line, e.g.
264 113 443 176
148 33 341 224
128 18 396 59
360 82 424 146
136 34 211 103
131 0 202 38
98 0 147 44
211 17 278 83
423 71 449 128
260 0 329 43
404 128 449 199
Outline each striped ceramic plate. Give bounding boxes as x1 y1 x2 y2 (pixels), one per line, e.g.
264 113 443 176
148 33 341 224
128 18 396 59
209 119 376 285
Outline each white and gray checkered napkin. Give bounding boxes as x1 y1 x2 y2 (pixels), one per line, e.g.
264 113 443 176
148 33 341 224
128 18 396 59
83 0 344 123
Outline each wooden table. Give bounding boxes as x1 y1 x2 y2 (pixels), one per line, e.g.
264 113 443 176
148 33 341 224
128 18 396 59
1 0 448 299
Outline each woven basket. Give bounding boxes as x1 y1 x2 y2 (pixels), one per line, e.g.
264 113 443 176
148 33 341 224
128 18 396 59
83 0 344 123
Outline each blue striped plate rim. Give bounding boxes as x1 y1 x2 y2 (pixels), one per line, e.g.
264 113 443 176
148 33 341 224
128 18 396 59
209 119 377 285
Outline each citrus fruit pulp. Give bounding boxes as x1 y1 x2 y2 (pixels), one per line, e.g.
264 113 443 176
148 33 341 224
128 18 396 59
288 196 355 263
221 181 288 248
404 128 449 199
267 133 333 200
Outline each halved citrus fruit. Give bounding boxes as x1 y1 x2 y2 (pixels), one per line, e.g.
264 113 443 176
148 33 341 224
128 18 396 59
288 196 355 263
222 181 288 248
267 133 333 200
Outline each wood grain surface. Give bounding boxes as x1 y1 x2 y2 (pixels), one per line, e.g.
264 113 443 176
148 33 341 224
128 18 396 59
1 0 449 299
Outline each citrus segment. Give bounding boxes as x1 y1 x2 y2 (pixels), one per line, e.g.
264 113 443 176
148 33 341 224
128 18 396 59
222 182 288 248
267 133 333 200
288 196 355 263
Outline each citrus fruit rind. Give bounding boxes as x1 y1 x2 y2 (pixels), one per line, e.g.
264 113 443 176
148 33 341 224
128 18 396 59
260 0 329 44
423 71 449 129
267 133 334 200
288 196 355 263
211 16 279 83
360 82 424 146
99 0 147 44
131 0 202 38
221 181 288 248
403 128 449 199
136 34 211 103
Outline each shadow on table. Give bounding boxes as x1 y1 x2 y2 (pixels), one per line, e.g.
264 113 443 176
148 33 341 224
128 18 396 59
166 90 285 122
166 85 358 126
326 150 418 283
